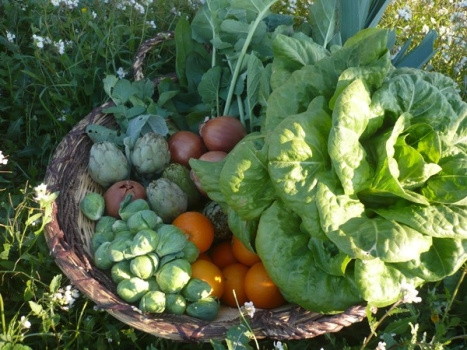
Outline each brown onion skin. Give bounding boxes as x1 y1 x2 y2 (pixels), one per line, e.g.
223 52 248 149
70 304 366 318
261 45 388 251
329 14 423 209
103 180 146 218
200 116 247 153
190 151 228 196
168 131 207 168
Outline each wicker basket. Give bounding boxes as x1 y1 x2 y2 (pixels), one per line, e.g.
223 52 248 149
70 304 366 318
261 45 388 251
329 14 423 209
43 32 367 342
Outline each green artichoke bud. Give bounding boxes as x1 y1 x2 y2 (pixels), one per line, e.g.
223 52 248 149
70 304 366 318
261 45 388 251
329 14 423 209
162 163 201 209
80 192 105 221
147 178 188 223
165 294 187 315
88 141 130 187
139 290 166 313
131 132 170 175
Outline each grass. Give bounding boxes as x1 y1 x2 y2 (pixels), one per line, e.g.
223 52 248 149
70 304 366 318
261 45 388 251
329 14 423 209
1 0 466 349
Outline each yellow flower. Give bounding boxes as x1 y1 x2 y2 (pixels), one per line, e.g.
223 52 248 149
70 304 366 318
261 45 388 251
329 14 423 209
431 313 440 323
81 7 87 13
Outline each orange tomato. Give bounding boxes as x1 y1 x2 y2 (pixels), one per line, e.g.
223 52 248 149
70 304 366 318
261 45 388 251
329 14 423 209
210 240 239 270
231 236 261 266
221 263 249 308
191 259 225 299
244 262 286 309
172 211 215 253
197 252 212 262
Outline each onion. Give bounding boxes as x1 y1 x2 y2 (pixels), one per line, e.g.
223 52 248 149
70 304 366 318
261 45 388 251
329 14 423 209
168 131 207 168
199 116 246 153
190 151 228 196
103 180 146 218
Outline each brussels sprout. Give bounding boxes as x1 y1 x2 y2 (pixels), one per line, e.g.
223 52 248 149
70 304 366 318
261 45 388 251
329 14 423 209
95 216 117 233
146 252 160 273
119 197 150 221
91 230 115 253
181 278 212 302
165 294 187 315
131 229 159 256
117 277 150 303
88 141 130 187
127 210 163 233
181 241 199 263
113 230 134 242
130 255 156 280
108 238 133 262
111 260 134 284
93 241 113 270
112 220 129 233
80 192 105 221
156 224 187 257
186 296 220 321
156 259 192 294
146 277 160 291
139 290 166 313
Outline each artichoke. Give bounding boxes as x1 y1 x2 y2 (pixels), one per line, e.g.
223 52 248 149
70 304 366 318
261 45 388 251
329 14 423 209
146 178 188 223
88 141 130 187
131 132 170 176
161 163 201 209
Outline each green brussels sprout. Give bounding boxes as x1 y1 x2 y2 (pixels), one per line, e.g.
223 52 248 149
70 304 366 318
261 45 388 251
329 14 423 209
111 260 134 284
165 294 187 315
119 197 150 221
80 192 105 221
95 216 117 233
127 210 163 233
145 277 160 291
139 290 166 313
181 240 199 263
131 229 159 256
108 238 134 262
112 220 129 233
131 132 170 175
146 252 160 273
113 230 134 242
91 230 115 253
156 258 192 294
156 224 187 257
146 178 188 223
162 163 201 210
130 255 156 280
182 278 213 302
186 296 220 321
93 241 113 270
158 251 183 268
88 141 130 187
117 277 150 303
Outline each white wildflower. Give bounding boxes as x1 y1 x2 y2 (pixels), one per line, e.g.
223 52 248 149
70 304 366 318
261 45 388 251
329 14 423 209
274 341 284 350
242 301 255 318
116 67 127 79
400 282 422 304
397 6 412 21
146 20 157 29
0 151 8 165
34 183 49 202
20 316 31 329
376 341 386 350
6 31 16 43
54 39 66 55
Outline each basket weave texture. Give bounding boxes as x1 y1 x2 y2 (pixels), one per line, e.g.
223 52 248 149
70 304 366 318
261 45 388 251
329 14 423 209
43 33 367 342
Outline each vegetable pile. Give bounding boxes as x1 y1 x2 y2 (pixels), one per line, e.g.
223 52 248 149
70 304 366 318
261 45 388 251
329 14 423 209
80 0 467 320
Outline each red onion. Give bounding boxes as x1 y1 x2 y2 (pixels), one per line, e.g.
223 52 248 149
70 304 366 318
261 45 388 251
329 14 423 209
199 116 246 153
168 131 207 168
103 180 146 218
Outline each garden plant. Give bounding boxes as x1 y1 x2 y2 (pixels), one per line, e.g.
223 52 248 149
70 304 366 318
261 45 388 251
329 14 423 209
1 0 467 349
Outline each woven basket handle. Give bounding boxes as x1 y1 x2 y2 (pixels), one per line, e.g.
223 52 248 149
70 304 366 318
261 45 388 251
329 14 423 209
132 31 175 81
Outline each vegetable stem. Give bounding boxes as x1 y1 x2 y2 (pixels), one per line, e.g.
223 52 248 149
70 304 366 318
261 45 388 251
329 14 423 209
223 0 279 116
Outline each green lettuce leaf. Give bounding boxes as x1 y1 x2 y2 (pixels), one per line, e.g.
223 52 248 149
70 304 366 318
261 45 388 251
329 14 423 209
256 200 362 313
